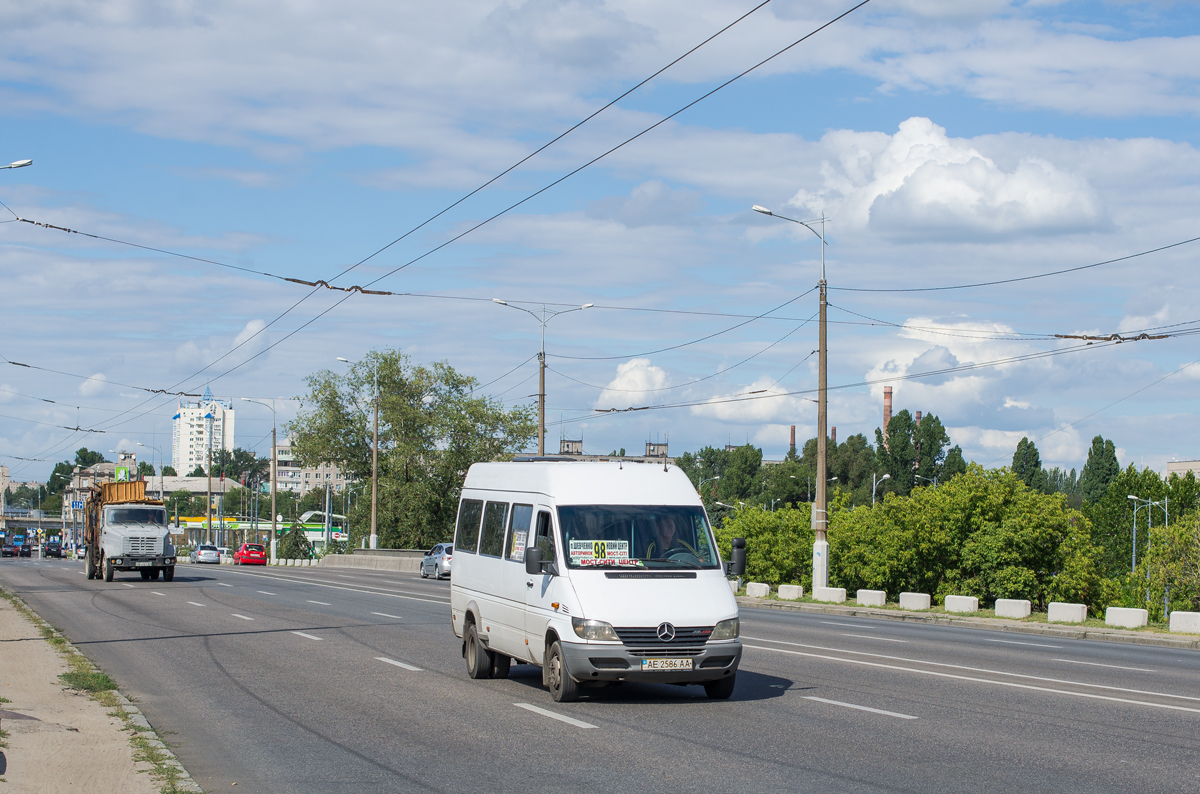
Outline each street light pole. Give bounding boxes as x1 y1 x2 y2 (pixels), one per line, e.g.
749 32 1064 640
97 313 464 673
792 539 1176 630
492 299 593 456
872 472 890 505
242 398 278 562
337 358 379 550
753 205 830 589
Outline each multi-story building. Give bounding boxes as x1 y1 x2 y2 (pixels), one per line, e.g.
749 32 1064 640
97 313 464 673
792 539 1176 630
172 386 235 475
274 441 353 498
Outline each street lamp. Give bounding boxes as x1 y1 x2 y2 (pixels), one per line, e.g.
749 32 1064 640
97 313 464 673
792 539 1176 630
336 357 379 551
242 398 279 562
1 159 32 169
915 474 937 487
872 473 890 505
492 299 593 456
1128 494 1170 615
136 442 165 501
698 475 720 498
755 204 830 588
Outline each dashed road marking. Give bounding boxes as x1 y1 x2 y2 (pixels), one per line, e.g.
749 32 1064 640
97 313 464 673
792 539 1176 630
187 602 205 607
804 696 918 720
842 633 909 643
371 612 403 620
121 583 137 588
984 638 1062 649
291 631 323 641
1054 658 1154 673
257 591 276 595
218 583 232 587
307 600 332 606
232 614 255 621
514 703 596 729
822 621 868 628
376 657 421 671
151 592 166 596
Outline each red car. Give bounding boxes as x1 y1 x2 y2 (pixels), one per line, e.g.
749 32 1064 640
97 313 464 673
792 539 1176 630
233 543 268 565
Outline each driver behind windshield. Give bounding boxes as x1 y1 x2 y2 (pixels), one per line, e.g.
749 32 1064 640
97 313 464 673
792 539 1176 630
645 515 697 559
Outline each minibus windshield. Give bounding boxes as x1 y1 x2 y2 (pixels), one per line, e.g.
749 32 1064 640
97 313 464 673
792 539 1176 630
557 505 719 570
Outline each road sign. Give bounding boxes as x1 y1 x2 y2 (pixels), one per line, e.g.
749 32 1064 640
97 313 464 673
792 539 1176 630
71 501 84 510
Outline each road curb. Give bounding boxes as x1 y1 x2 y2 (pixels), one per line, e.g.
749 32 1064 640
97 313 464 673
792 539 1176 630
737 596 1200 651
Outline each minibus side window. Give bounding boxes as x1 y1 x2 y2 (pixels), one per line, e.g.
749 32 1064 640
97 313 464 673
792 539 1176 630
534 511 556 566
478 501 509 558
506 504 533 562
454 499 483 554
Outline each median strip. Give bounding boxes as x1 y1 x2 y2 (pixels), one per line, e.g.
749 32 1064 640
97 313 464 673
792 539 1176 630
803 695 918 720
514 702 596 729
376 656 421 671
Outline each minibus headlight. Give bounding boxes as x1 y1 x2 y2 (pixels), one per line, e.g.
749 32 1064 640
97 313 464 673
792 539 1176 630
710 618 740 641
572 618 619 641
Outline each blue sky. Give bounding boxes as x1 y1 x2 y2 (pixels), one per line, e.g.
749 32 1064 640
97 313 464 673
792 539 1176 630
3 0 1200 483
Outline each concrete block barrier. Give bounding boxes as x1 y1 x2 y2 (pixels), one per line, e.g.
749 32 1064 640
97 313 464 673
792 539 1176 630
813 587 847 603
729 580 737 594
899 592 931 611
778 584 804 601
994 599 1031 619
745 582 770 598
945 595 979 614
1048 602 1087 623
1105 607 1148 629
1169 611 1200 634
856 589 886 607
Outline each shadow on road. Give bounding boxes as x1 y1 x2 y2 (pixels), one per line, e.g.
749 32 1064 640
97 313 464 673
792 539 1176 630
500 662 794 703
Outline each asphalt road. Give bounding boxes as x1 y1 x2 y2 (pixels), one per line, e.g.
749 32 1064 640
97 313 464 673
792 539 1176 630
3 557 1199 793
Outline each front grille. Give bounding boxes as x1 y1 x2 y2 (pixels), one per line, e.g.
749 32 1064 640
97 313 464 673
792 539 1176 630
633 648 705 658
124 536 159 556
614 626 713 647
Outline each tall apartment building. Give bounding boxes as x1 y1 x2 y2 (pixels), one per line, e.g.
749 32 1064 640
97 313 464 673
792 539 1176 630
172 386 235 475
274 441 352 498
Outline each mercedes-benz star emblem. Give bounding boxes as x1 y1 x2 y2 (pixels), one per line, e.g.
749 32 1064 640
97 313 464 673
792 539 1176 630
657 622 676 642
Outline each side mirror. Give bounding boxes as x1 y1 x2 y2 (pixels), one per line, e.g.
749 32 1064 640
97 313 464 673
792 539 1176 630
525 546 544 576
729 537 746 577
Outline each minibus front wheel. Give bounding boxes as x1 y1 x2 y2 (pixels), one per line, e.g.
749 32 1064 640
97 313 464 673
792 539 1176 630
546 640 579 703
464 622 493 679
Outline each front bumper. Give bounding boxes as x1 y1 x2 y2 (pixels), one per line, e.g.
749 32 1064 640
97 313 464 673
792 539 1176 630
559 639 742 684
110 556 177 571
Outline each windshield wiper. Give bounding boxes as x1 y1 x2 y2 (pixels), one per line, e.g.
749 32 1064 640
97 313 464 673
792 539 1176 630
644 558 701 569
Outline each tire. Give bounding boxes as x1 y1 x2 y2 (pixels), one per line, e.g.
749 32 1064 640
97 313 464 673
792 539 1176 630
546 640 579 703
85 548 96 580
420 565 428 579
103 553 114 582
434 564 442 580
490 653 511 679
140 570 151 581
150 568 161 581
163 566 175 582
704 674 736 700
464 622 493 680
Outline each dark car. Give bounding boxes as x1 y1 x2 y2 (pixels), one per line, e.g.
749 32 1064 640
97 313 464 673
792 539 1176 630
1 543 14 558
44 541 63 558
18 544 32 558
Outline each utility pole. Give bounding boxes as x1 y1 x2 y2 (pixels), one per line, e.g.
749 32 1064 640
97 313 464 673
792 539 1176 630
206 443 212 546
271 425 278 562
371 364 379 550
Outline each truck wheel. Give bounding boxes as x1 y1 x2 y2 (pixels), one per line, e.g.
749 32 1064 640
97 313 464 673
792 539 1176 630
546 640 579 703
490 653 511 679
163 566 175 582
464 623 492 680
149 568 161 581
103 554 114 582
140 570 151 581
86 549 96 580
704 674 736 700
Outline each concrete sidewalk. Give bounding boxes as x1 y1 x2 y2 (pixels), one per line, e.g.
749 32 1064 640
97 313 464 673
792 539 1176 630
738 596 1200 651
0 589 201 793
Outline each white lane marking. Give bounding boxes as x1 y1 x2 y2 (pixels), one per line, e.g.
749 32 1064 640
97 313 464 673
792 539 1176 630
291 631 323 641
376 657 421 671
742 635 1200 703
223 569 450 605
823 621 869 629
842 633 909 643
803 696 918 720
79 572 87 576
231 614 255 621
1054 658 1154 673
218 583 232 587
514 703 596 729
257 591 276 596
745 644 1200 715
187 602 205 607
121 583 137 588
985 638 1062 649
371 612 403 620
307 600 332 606
151 592 166 596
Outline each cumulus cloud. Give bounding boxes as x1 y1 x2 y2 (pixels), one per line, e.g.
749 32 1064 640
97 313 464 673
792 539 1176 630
595 359 668 409
173 319 269 373
787 118 1104 240
79 373 107 396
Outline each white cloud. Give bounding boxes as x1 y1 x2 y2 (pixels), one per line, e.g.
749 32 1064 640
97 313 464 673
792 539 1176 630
787 117 1104 240
595 358 668 409
79 373 107 396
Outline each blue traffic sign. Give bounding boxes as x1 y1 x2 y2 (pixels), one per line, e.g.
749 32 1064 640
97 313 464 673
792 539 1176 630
71 501 84 510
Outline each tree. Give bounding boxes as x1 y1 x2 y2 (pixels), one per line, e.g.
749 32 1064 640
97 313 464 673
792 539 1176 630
1079 435 1120 503
277 523 312 559
137 461 155 478
1011 437 1047 492
75 448 107 468
943 446 967 481
162 466 178 477
287 350 537 549
187 465 206 477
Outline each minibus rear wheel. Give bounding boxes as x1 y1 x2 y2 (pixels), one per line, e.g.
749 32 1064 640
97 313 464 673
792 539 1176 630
490 653 511 679
464 622 493 679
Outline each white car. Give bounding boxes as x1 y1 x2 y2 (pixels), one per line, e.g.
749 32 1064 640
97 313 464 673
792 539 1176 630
420 544 453 579
189 545 220 564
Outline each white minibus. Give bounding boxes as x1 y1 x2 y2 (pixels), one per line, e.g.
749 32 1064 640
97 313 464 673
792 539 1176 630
450 460 744 702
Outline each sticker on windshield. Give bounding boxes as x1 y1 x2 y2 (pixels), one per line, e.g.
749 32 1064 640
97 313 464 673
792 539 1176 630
569 540 638 566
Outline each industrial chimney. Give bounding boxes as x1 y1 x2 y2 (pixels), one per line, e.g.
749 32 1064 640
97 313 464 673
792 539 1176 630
915 411 922 426
790 425 796 456
831 426 837 446
883 387 893 448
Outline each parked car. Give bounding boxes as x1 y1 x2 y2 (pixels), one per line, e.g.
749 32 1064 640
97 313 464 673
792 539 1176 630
420 544 453 579
1 543 15 558
75 544 88 560
44 541 63 558
233 543 267 565
217 546 232 561
18 544 31 558
189 544 220 564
